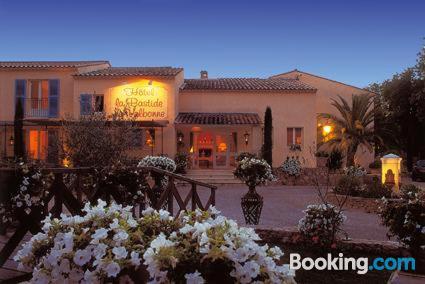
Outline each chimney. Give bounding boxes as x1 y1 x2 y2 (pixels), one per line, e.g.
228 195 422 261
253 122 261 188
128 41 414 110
200 70 208 79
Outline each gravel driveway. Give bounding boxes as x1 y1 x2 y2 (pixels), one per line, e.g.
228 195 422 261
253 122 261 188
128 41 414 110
194 185 390 241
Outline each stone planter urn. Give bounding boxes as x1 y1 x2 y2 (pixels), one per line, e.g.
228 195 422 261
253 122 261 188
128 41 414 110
241 186 263 225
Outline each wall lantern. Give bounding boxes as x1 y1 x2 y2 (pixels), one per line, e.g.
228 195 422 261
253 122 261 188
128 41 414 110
322 125 332 136
380 153 402 192
9 135 14 146
244 131 250 146
177 132 183 143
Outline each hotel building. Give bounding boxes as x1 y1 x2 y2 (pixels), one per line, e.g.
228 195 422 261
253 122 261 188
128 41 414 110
0 61 374 169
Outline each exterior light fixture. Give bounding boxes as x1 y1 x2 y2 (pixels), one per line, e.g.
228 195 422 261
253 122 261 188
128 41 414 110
244 131 250 146
177 132 183 143
323 125 332 135
9 135 14 146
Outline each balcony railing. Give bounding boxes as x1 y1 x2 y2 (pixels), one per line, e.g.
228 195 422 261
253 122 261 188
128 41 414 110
24 98 49 118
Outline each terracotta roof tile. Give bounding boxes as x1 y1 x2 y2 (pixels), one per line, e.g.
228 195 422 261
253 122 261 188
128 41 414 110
175 112 261 125
181 78 316 91
0 61 109 68
76 67 183 77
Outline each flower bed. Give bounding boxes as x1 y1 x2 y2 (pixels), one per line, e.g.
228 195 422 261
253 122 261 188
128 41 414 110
15 200 295 283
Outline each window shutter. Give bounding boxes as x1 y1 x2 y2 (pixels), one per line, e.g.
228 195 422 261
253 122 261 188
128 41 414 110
80 94 92 115
48 79 60 118
15 79 26 114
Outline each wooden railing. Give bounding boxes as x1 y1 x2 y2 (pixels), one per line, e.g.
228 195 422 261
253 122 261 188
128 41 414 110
0 166 216 282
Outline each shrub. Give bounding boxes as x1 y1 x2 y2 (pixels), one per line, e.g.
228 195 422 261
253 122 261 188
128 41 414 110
334 175 392 198
326 149 344 171
280 157 302 177
379 185 425 250
15 201 296 283
298 204 346 248
236 152 257 163
234 157 275 188
333 175 362 196
343 165 367 177
138 156 176 172
174 152 189 174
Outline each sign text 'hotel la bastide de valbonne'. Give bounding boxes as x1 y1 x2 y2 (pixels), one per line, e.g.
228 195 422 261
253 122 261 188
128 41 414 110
112 81 168 120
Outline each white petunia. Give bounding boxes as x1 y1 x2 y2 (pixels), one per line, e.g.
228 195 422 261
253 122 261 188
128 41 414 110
91 228 109 244
130 251 141 266
185 270 205 284
105 261 121 278
112 246 128 260
73 249 92 266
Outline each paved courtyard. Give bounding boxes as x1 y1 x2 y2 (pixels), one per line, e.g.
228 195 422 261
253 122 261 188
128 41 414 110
196 185 391 241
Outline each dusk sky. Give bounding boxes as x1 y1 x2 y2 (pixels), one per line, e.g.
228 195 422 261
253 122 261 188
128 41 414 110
0 0 424 87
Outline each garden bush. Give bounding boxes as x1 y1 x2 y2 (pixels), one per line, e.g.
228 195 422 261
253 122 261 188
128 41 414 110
334 175 392 199
298 204 346 248
15 201 296 283
234 157 275 188
280 157 302 177
236 152 257 163
368 159 382 169
379 185 425 250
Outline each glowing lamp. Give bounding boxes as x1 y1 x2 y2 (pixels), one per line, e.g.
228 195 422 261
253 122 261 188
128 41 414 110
244 131 250 146
380 153 402 191
218 142 227 152
323 125 332 135
189 146 194 153
9 135 14 146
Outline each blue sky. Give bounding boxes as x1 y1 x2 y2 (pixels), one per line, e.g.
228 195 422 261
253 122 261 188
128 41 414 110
0 0 423 87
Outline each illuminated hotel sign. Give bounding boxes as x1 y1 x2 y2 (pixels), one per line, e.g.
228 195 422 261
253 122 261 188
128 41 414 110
113 82 168 120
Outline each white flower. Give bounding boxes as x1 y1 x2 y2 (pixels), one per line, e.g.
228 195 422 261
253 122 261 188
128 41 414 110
83 269 97 283
158 209 171 221
105 261 121 278
73 249 92 266
243 260 260 278
130 251 141 266
109 218 120 230
91 228 109 244
93 243 108 259
112 246 128 260
142 207 155 216
185 271 205 284
113 230 129 244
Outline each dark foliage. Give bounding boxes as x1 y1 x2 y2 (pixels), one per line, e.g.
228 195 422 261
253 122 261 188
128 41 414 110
13 99 25 160
262 107 273 166
326 149 343 171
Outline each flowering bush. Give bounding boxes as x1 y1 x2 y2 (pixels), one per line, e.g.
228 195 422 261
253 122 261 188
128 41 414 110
379 185 425 250
298 204 346 248
343 165 366 177
15 200 295 283
138 156 177 173
96 163 149 205
234 157 275 188
280 157 302 177
11 162 52 221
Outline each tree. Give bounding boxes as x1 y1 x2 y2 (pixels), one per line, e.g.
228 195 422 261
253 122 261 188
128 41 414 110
13 99 25 160
320 94 377 166
59 109 141 168
262 106 273 166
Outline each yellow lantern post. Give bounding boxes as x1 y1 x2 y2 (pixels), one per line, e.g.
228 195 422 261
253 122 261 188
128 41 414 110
380 153 402 191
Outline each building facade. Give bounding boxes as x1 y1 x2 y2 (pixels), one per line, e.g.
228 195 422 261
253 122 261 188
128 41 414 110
0 61 374 168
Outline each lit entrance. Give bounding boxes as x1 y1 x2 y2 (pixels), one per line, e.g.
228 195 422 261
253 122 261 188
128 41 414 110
192 130 238 169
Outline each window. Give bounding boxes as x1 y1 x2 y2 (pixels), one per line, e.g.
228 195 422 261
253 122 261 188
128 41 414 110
145 129 155 147
287 127 303 146
94 94 104 113
28 129 48 160
80 94 104 115
29 80 49 110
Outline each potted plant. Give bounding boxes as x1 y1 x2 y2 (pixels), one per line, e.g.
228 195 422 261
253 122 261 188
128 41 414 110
280 157 302 185
234 157 275 225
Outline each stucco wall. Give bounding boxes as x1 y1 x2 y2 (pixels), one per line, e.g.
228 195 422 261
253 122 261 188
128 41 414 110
179 90 317 167
0 68 76 121
73 75 183 158
273 71 375 168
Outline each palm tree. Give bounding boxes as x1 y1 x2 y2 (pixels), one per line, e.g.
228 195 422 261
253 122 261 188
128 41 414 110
319 94 378 166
